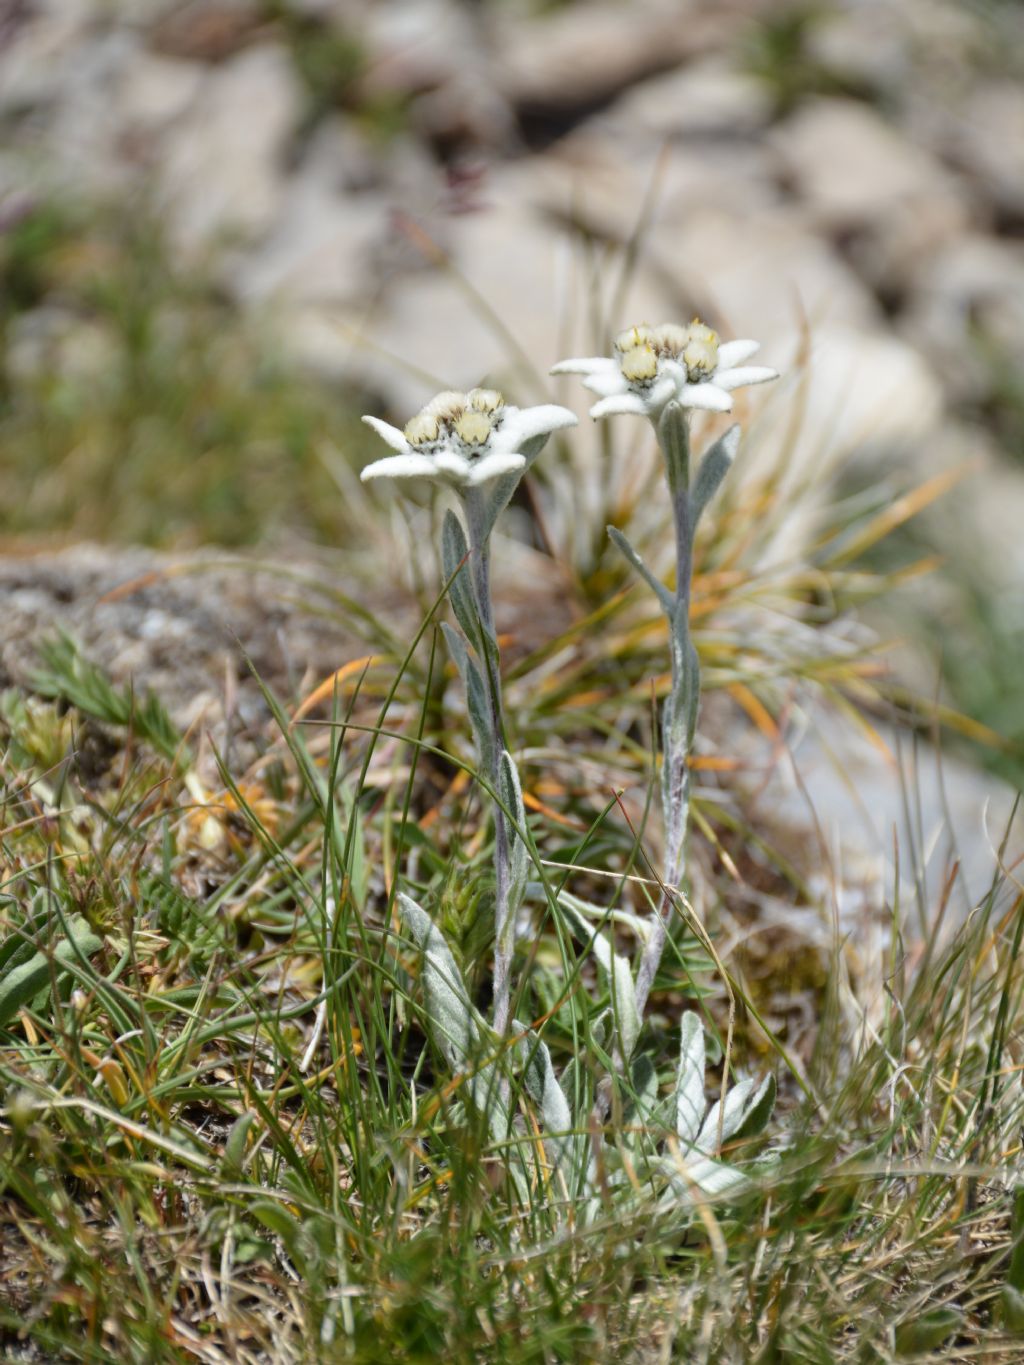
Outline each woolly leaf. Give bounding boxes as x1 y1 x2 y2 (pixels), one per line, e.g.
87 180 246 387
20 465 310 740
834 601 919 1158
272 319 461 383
397 893 507 1134
558 896 641 1059
441 509 479 648
499 749 528 920
440 623 495 777
894 1309 962 1356
0 916 103 1028
732 1072 776 1144
607 526 674 614
691 424 740 527
658 401 691 496
697 1077 754 1154
675 1012 707 1145
514 1019 578 1184
661 1152 751 1206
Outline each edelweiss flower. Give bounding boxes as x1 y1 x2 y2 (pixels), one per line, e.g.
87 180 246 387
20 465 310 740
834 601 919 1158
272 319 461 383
361 388 577 488
551 320 777 419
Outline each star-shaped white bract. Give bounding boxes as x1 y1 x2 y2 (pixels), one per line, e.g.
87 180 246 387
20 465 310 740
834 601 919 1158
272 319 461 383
361 388 577 489
551 321 778 420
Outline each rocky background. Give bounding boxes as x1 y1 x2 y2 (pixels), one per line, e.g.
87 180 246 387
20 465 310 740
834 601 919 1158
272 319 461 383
1 0 1023 912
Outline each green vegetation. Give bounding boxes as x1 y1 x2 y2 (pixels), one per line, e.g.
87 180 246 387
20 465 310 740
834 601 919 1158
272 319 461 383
0 197 374 546
1 187 1023 1361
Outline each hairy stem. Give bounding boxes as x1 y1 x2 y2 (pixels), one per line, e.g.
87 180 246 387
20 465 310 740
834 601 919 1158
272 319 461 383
634 408 698 1019
463 487 514 1037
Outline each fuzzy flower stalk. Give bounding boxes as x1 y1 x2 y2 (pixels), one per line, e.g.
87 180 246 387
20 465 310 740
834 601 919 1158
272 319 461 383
361 387 577 1037
553 321 778 1016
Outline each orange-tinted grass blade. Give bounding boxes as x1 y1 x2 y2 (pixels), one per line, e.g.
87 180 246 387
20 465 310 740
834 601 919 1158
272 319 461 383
290 655 386 727
727 682 778 739
826 464 973 568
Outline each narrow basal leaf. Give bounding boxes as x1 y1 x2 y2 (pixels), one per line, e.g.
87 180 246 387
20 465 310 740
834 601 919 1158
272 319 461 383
441 508 479 647
697 1077 754 1154
221 1111 257 1176
557 891 651 944
607 526 675 615
558 896 641 1059
691 424 740 528
661 1152 751 1206
658 401 691 495
732 1073 776 1143
397 893 478 1068
499 749 528 918
397 893 508 1134
893 1309 962 1356
514 1020 578 1185
675 1012 707 1145
440 623 495 776
698 1072 776 1153
0 916 103 1029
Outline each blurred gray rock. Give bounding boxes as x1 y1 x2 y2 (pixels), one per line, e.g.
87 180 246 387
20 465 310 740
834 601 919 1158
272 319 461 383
948 81 1024 221
614 56 773 139
902 235 1024 405
493 0 722 115
159 44 302 251
771 98 970 293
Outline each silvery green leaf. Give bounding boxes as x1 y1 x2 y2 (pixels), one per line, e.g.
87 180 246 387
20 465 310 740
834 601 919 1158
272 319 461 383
698 1071 776 1153
697 1076 754 1154
557 891 651 944
499 749 528 919
658 401 690 495
441 623 496 778
221 1111 257 1176
481 430 549 540
441 509 479 648
397 893 507 1134
1000 1285 1024 1332
607 526 675 615
893 1309 963 1356
559 898 641 1059
733 1072 776 1143
675 1012 707 1145
513 1019 578 1185
0 915 103 1028
691 424 740 528
627 1054 659 1126
660 1151 751 1205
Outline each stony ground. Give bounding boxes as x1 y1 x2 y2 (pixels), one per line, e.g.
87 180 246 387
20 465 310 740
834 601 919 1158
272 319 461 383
1 0 1022 915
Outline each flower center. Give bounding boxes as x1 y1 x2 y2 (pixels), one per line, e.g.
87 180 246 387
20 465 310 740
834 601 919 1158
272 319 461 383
615 318 720 385
405 387 506 453
453 411 494 451
404 412 441 447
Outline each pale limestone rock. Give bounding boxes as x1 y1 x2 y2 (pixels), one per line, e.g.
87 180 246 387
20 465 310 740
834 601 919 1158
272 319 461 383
902 236 1024 403
529 128 783 242
493 0 719 112
951 81 1024 219
158 44 302 252
771 98 970 288
614 56 772 138
746 706 1022 947
115 53 204 136
648 205 879 342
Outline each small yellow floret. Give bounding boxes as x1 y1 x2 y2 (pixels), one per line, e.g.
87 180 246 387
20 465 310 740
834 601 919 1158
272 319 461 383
683 336 719 378
620 344 659 383
651 323 690 356
422 390 467 420
688 319 718 345
467 387 504 415
615 324 653 353
454 411 493 447
404 413 440 446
